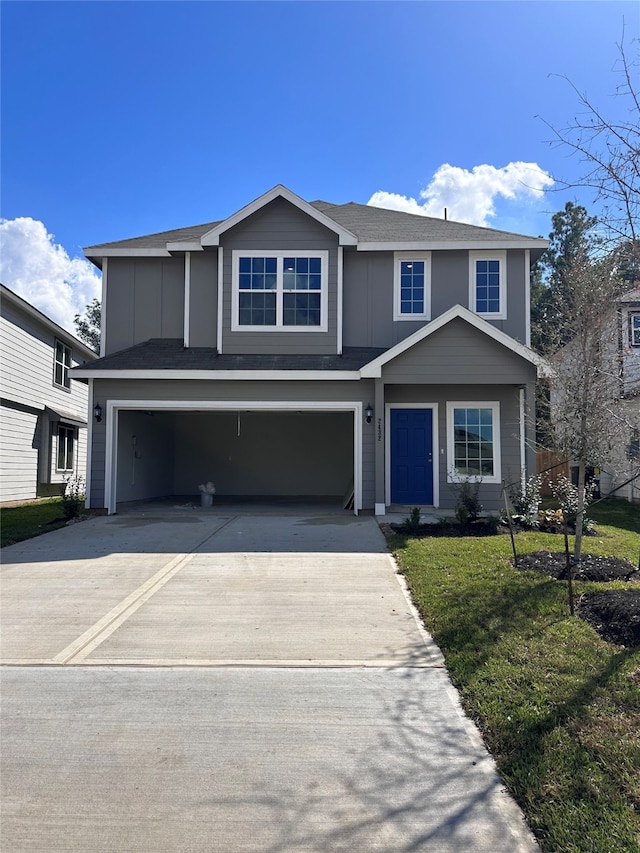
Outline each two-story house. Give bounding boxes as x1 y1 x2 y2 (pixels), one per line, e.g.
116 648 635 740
0 284 97 502
73 185 548 516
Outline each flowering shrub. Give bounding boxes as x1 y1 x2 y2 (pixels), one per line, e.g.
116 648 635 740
549 474 594 530
507 474 542 528
61 475 86 520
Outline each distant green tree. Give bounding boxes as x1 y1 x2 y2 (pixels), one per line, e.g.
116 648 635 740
531 202 598 353
74 298 101 353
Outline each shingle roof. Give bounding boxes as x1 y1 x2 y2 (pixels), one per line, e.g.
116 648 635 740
310 201 544 244
75 338 385 372
84 191 546 253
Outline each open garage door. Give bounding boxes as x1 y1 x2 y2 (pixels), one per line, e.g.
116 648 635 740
106 401 362 514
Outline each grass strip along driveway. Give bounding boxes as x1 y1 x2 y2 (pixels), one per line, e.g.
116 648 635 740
389 502 640 853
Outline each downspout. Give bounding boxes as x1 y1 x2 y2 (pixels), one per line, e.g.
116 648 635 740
519 386 526 490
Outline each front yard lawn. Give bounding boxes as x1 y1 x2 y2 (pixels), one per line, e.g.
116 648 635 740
1 498 68 547
389 505 640 853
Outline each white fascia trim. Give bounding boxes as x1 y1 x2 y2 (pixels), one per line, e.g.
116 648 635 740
85 248 171 258
469 250 507 321
183 252 191 347
445 400 502 485
385 403 439 508
337 246 343 355
200 185 358 246
167 241 204 252
71 369 362 380
217 247 224 354
104 399 363 515
357 239 548 252
99 258 108 358
360 303 549 378
393 251 431 322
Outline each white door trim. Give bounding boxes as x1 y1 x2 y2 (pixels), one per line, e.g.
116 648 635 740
385 403 439 508
104 400 363 515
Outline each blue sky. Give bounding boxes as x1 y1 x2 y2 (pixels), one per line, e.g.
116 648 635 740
1 0 637 330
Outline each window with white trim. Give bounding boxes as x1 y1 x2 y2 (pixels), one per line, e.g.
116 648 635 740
393 252 431 321
54 340 72 389
469 251 506 319
629 312 640 347
57 425 75 471
446 402 501 483
232 250 328 331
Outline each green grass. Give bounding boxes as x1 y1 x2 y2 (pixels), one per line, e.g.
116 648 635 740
390 507 640 853
1 498 68 547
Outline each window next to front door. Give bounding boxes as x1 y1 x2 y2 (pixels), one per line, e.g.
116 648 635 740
231 250 328 332
446 402 501 484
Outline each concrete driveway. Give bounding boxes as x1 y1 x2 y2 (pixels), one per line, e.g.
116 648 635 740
1 508 538 852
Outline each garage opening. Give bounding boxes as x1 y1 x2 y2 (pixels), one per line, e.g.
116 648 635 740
113 407 357 511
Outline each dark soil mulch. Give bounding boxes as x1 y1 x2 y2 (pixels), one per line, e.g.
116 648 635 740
513 550 640 647
390 520 499 538
577 590 640 647
514 550 639 582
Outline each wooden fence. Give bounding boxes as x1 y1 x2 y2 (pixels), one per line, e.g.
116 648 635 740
536 451 569 496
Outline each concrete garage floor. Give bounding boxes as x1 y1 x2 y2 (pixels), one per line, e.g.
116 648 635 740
0 507 539 852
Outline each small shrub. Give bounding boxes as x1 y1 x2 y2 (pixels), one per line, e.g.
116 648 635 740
60 476 86 520
403 506 422 535
548 473 594 531
452 478 483 524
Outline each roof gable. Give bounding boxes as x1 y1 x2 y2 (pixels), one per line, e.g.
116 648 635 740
360 304 549 378
200 185 358 247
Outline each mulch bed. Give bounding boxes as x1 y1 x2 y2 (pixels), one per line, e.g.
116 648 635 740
513 550 640 647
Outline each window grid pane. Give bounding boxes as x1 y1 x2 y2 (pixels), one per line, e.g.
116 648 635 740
238 292 276 326
631 314 640 346
57 426 74 471
476 260 501 313
283 293 321 326
453 407 494 478
283 257 322 291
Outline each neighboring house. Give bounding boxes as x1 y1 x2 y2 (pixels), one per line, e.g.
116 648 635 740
598 287 640 502
0 284 97 502
73 185 549 515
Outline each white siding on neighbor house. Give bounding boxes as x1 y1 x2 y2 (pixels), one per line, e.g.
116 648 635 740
0 405 40 501
1 301 90 418
0 294 94 501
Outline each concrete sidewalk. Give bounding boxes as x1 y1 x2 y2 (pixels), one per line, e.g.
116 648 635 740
0 510 539 851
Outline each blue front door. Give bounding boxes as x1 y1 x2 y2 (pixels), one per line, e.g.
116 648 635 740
390 408 433 505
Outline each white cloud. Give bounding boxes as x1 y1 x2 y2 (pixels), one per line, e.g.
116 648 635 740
0 217 101 335
368 162 554 227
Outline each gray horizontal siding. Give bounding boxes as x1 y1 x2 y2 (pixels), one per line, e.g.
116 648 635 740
0 405 39 501
189 251 218 348
381 318 537 384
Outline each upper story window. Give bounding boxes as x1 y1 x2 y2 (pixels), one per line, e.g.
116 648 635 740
54 340 72 389
469 251 506 319
232 250 328 332
629 312 640 347
393 252 431 321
